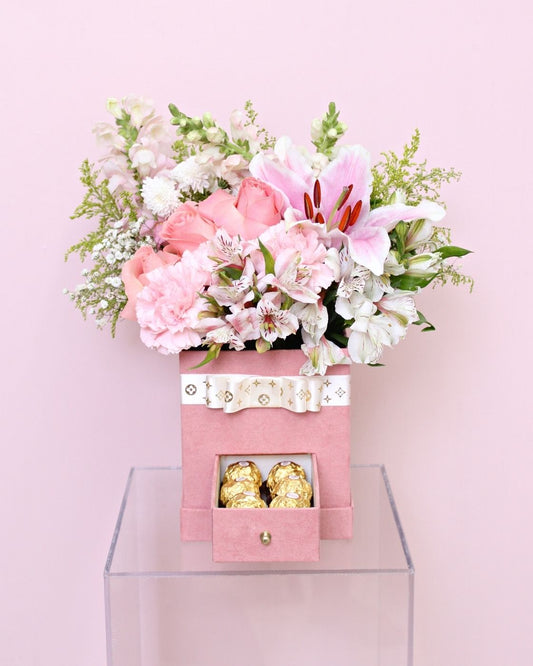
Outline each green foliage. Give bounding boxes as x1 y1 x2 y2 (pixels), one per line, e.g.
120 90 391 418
169 101 276 163
413 310 436 332
370 133 472 292
370 130 461 207
311 102 347 158
435 245 472 259
258 239 275 275
244 100 276 150
65 160 154 335
432 264 475 292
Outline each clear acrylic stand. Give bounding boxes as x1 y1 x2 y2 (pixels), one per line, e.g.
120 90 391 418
105 465 414 666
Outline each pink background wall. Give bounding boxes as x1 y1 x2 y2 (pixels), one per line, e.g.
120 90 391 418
2 0 531 663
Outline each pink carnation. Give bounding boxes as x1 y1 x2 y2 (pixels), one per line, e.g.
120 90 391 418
135 254 210 354
121 245 178 320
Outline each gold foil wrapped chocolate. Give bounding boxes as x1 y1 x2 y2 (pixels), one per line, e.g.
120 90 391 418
222 461 262 486
220 479 261 506
271 475 313 502
266 461 306 491
270 492 310 508
226 491 267 509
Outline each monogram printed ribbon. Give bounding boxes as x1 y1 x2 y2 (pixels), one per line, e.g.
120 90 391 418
180 374 350 413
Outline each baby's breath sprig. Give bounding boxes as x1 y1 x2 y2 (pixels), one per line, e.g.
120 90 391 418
65 161 155 334
311 102 348 158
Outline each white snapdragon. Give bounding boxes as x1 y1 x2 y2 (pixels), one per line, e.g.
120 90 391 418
141 176 179 218
122 95 155 127
130 146 157 176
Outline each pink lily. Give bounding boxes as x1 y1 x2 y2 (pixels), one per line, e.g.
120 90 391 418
250 137 445 276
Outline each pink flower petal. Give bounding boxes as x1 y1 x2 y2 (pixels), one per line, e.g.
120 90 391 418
364 200 445 231
318 145 372 225
249 153 311 213
347 226 391 276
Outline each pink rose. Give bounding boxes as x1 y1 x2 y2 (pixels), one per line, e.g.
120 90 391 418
160 203 216 254
121 245 178 320
198 178 285 239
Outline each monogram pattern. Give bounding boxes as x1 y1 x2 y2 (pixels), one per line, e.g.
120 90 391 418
180 373 350 412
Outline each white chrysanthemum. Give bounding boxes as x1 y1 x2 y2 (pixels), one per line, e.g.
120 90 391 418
171 156 213 192
141 177 179 218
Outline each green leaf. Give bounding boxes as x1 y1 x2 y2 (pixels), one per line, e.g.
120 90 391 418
435 245 472 259
221 266 242 281
329 332 349 347
258 239 275 275
413 310 436 332
390 273 437 291
189 344 221 369
368 363 385 367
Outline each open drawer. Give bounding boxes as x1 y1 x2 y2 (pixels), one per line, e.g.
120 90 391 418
212 453 321 562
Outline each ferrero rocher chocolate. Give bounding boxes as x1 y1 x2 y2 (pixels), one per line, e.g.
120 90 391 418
271 476 313 502
220 479 261 506
226 492 267 508
267 461 306 491
222 461 262 486
270 491 310 508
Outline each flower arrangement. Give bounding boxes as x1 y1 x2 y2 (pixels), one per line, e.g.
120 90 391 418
66 97 472 375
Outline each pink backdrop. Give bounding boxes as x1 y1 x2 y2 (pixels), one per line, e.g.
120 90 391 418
2 0 531 663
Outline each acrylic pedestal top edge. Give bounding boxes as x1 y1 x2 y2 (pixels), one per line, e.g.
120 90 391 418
105 465 414 576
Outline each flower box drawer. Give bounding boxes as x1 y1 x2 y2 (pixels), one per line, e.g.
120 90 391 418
212 454 320 562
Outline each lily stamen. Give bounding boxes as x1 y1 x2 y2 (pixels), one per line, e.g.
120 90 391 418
304 192 314 219
313 180 322 208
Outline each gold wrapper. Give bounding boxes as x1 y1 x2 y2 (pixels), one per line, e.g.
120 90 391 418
270 492 310 508
222 461 262 486
220 479 260 506
266 461 306 491
226 492 267 509
271 476 313 502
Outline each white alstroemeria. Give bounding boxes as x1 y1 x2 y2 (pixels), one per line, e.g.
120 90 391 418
208 229 245 267
363 271 392 302
300 336 348 376
141 177 179 218
204 322 246 351
208 271 255 309
404 252 441 276
389 188 407 205
346 316 393 364
291 302 328 344
377 291 418 344
171 156 213 193
335 292 377 332
405 219 434 251
384 250 406 276
257 293 299 343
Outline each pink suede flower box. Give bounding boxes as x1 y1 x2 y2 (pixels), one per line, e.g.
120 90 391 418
179 349 353 562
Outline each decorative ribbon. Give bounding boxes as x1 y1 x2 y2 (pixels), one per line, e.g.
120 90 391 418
180 373 350 413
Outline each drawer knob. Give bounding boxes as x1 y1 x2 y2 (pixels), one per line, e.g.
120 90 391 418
260 531 271 546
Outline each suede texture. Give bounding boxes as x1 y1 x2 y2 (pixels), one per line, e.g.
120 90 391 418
179 349 353 550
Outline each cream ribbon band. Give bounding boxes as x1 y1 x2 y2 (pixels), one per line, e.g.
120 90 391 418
180 374 350 413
